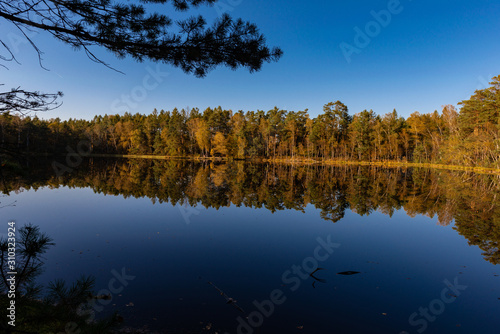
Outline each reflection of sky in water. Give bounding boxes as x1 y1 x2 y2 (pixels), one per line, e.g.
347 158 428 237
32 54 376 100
3 186 499 333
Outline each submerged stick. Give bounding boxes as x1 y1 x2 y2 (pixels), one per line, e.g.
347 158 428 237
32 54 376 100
208 281 246 314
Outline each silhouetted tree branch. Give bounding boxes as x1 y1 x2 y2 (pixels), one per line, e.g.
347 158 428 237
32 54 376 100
0 224 54 294
0 0 282 76
0 86 63 115
0 0 282 116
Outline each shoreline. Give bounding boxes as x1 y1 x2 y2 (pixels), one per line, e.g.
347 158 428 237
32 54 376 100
4 152 499 175
85 154 500 175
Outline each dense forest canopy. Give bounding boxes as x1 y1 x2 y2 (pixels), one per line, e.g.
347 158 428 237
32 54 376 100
0 75 499 167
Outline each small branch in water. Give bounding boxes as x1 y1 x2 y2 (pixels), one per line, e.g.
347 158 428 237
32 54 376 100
208 281 246 314
309 267 327 288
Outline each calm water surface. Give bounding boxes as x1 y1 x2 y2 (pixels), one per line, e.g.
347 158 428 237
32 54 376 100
2 159 499 333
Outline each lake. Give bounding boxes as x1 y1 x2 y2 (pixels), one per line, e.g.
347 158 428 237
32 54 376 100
1 158 499 333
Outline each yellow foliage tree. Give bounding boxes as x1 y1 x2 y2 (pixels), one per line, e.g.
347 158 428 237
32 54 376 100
212 132 228 157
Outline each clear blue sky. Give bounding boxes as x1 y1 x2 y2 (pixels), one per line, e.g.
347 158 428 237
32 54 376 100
2 0 500 120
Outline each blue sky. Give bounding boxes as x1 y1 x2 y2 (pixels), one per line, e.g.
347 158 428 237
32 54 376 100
2 0 500 120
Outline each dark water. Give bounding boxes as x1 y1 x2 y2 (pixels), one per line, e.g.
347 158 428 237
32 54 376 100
1 159 500 333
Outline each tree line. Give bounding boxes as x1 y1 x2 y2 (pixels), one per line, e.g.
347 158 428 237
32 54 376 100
1 75 499 167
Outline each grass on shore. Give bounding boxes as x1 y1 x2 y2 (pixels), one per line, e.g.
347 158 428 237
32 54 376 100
84 153 500 175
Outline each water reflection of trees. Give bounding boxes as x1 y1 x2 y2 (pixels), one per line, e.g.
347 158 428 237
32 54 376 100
2 158 499 265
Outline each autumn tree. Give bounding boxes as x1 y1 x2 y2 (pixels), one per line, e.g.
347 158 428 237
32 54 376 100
284 110 308 158
406 112 428 162
158 108 186 155
458 75 500 137
348 110 376 160
211 132 228 157
229 111 247 158
458 75 500 166
267 107 286 158
381 110 404 160
192 118 210 157
322 101 351 157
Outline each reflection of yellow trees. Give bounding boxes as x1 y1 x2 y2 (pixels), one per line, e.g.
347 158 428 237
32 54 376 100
210 163 228 187
3 159 500 264
186 165 210 200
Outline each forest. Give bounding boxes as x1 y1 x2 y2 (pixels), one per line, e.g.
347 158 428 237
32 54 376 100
0 75 499 168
